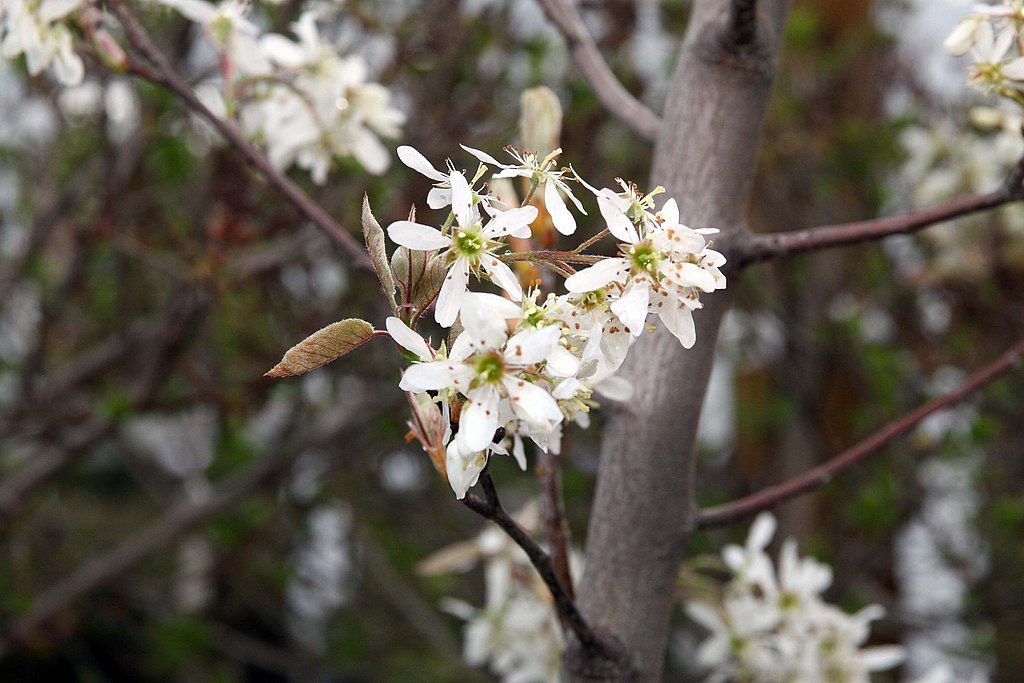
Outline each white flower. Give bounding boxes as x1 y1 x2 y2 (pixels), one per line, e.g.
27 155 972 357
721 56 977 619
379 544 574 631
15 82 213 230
687 512 904 683
388 169 537 326
1 0 84 85
398 295 563 497
965 22 1024 92
564 196 724 348
461 145 587 236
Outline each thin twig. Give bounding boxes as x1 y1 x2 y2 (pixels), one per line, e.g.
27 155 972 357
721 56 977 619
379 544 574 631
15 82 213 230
536 450 574 602
503 250 605 265
734 187 1020 268
533 0 661 141
698 334 1024 528
572 227 610 254
462 474 607 655
106 0 373 272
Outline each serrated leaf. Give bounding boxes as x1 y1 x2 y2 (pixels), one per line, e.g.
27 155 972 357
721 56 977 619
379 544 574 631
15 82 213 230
265 319 375 377
362 195 396 310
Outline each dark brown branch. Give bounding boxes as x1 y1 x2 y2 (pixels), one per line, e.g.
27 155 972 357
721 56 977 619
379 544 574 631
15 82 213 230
106 0 373 272
698 334 1024 528
462 474 613 658
533 0 661 141
733 154 1024 267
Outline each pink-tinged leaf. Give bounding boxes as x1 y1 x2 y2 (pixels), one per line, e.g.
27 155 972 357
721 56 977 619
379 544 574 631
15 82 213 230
265 319 375 377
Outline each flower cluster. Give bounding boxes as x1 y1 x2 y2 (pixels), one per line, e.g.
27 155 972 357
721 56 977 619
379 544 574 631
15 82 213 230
1 0 84 85
418 503 573 683
945 1 1024 104
160 1 404 182
384 145 725 497
686 513 905 683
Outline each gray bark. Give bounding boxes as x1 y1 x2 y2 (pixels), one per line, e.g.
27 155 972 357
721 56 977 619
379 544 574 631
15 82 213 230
568 1 792 679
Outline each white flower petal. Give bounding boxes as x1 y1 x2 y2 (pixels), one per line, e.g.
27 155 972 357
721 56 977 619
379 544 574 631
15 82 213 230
462 292 523 321
546 345 580 377
503 326 561 367
1003 56 1024 80
563 257 628 292
449 170 473 228
435 259 470 327
483 206 538 238
748 512 777 551
399 360 459 392
460 386 502 452
427 187 452 209
446 439 486 499
659 197 680 225
610 280 650 336
503 376 562 426
460 144 509 168
545 180 577 235
397 145 447 181
944 17 979 57
860 646 906 671
677 262 718 292
387 221 451 250
385 317 432 359
511 435 527 471
481 257 523 301
598 191 638 243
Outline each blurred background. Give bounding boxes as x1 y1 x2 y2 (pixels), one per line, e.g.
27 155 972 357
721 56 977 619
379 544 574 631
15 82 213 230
1 0 1022 680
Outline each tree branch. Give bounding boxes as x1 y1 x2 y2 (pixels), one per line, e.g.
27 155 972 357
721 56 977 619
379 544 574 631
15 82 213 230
0 399 384 646
536 449 574 602
733 156 1024 267
698 334 1024 528
533 0 661 141
462 474 619 662
106 0 373 272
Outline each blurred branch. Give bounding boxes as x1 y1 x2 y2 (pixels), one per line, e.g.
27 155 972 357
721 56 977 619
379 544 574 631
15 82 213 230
1 395 383 646
462 474 624 666
105 0 373 273
697 333 1024 528
0 291 210 521
733 156 1024 266
533 0 661 141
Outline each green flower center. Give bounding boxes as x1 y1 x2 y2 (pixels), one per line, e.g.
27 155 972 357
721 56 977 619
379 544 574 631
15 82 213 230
473 353 504 384
452 226 485 261
579 289 606 309
630 243 661 274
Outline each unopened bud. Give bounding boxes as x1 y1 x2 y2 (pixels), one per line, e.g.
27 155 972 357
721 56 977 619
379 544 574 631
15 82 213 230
519 86 562 155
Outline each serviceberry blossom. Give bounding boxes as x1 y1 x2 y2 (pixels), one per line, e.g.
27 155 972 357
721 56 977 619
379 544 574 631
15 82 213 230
460 144 587 235
565 186 725 348
158 3 404 182
686 513 905 683
398 294 563 497
420 503 577 683
388 167 536 327
946 4 1024 101
1 0 84 85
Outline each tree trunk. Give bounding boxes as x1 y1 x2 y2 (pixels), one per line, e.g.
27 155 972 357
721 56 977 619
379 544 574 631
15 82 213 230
568 1 792 679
